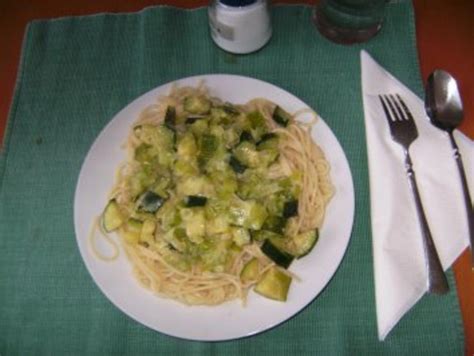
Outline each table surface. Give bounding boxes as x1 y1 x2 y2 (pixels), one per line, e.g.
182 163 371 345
1 0 472 353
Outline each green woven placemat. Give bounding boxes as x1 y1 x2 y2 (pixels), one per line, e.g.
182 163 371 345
0 2 465 355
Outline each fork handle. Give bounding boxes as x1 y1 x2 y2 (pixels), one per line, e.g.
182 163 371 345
448 132 474 269
405 152 450 294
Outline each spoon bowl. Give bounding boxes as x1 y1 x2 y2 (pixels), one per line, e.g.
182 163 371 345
425 69 464 131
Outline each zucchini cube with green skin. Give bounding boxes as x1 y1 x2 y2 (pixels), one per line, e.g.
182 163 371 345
177 175 214 196
184 195 208 207
261 239 294 268
283 200 298 218
228 199 268 230
102 200 124 232
134 124 176 167
177 132 198 159
183 95 211 115
232 227 251 247
251 229 282 242
240 258 260 283
134 143 157 163
262 215 287 234
254 266 292 302
247 111 268 141
229 156 247 174
189 118 209 136
198 134 219 167
140 219 156 245
180 208 206 244
233 141 260 168
284 229 319 258
163 227 187 252
137 191 166 213
123 218 143 244
272 106 291 127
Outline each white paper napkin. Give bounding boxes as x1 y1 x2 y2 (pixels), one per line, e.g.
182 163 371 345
360 50 474 341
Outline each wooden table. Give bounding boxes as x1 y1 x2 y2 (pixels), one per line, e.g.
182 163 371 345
1 0 472 352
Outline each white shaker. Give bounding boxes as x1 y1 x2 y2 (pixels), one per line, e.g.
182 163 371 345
208 0 272 54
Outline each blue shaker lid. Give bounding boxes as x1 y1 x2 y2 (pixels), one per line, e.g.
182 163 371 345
219 0 257 6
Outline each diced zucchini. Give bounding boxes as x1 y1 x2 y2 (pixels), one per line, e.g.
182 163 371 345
232 227 251 247
183 95 211 115
247 111 268 141
257 134 279 151
262 215 287 234
174 160 199 177
261 239 294 268
181 208 206 244
240 258 260 283
237 172 288 200
258 149 279 168
164 106 176 130
209 170 238 199
210 107 233 125
134 143 157 163
151 175 171 198
189 118 209 136
127 168 155 198
176 175 214 196
140 219 156 245
200 238 232 272
198 134 218 166
224 128 240 148
134 124 175 167
184 195 207 207
283 200 298 218
272 106 291 127
177 132 198 159
229 156 247 174
163 227 187 252
228 199 268 230
233 141 260 168
239 131 253 143
123 218 143 244
251 229 282 242
254 266 292 302
134 124 175 149
157 200 182 231
137 191 166 213
285 229 319 258
102 200 124 232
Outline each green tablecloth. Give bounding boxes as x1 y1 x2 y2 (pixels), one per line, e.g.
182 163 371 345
0 2 465 354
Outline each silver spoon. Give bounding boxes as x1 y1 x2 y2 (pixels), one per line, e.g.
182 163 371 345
425 69 474 269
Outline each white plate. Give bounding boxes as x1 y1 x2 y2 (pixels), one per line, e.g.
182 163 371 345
74 74 355 341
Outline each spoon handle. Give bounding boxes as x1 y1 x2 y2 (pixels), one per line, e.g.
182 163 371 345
449 132 474 268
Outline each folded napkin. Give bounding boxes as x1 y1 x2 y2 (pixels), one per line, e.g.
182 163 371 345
360 50 474 341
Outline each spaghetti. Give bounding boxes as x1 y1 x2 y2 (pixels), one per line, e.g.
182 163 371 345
93 84 334 306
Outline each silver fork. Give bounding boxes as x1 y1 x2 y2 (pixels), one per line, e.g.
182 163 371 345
379 94 449 294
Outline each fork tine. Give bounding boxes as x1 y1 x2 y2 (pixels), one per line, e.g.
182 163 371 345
389 94 406 121
378 95 393 121
395 94 415 122
384 95 402 121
